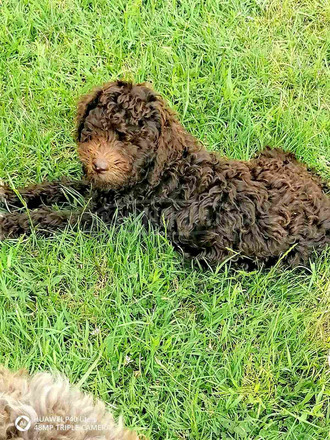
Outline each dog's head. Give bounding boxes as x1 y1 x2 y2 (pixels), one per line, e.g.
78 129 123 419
76 80 200 189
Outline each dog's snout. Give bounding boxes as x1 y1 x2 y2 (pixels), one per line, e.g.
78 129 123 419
93 159 109 173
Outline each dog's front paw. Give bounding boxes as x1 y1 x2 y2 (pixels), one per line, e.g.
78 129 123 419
0 181 12 212
0 213 15 241
0 180 6 204
0 181 18 211
0 213 5 241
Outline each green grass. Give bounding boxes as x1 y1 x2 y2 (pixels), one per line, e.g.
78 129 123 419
0 0 329 438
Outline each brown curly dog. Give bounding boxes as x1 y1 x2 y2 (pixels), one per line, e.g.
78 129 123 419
0 365 140 439
0 80 329 268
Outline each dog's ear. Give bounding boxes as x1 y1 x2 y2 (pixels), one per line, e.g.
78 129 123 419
147 105 185 186
76 87 103 141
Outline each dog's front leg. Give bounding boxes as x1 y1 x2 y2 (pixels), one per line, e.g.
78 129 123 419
0 207 94 240
0 179 91 212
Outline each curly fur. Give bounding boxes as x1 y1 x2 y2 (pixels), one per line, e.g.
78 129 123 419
0 365 140 440
0 80 329 268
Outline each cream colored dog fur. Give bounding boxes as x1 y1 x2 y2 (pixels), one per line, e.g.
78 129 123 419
0 366 139 440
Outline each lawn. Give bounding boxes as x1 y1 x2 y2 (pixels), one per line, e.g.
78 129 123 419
0 0 329 438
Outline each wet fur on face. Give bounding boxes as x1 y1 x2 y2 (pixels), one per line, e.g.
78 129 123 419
78 135 133 188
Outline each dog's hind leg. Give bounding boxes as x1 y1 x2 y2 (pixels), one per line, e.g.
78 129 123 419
254 146 300 163
0 179 91 212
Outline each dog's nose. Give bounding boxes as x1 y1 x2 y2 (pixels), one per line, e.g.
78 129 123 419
92 159 109 174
